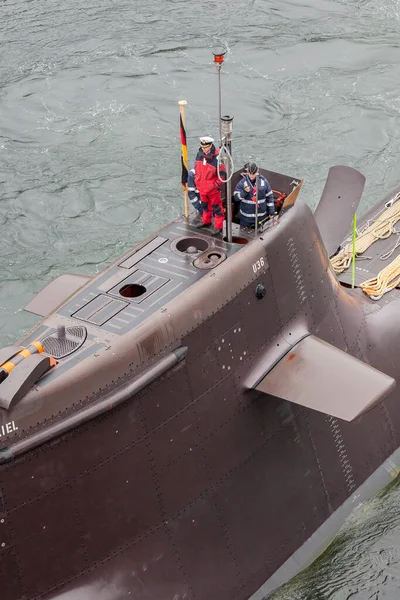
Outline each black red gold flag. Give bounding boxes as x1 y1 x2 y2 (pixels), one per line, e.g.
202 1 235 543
180 114 188 189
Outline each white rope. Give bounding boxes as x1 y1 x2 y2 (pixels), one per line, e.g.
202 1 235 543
330 191 400 275
217 144 234 183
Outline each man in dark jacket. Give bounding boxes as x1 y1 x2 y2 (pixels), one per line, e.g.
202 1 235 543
194 136 226 236
234 163 275 228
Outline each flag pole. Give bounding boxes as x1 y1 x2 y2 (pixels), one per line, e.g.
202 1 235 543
178 100 189 217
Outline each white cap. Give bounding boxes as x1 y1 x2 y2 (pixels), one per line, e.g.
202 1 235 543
200 136 214 145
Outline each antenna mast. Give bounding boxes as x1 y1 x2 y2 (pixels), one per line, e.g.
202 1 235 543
212 50 234 243
212 49 226 148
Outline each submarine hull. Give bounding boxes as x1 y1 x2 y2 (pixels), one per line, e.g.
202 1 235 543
1 193 399 600
1 380 396 600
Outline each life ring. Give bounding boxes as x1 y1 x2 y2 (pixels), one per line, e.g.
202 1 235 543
273 190 286 210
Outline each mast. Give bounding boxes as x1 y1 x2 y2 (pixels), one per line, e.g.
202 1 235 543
221 115 234 243
212 49 225 148
212 50 234 243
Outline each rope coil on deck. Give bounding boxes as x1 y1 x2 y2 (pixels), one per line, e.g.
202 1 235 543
330 191 400 275
329 191 400 299
359 254 400 300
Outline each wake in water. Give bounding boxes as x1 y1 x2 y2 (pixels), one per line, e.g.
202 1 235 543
267 475 400 599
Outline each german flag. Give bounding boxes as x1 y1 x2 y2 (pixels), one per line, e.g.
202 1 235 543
180 113 188 189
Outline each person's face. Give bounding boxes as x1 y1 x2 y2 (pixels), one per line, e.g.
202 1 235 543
201 143 212 154
248 171 257 181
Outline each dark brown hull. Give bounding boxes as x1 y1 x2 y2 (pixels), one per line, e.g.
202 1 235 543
1 189 400 600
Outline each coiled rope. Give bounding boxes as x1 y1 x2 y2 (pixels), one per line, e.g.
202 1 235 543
359 254 400 300
329 190 400 299
330 191 400 274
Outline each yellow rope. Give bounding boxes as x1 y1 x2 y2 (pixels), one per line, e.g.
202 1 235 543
330 194 400 274
359 254 400 300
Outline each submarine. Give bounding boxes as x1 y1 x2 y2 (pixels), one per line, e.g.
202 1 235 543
2 53 400 600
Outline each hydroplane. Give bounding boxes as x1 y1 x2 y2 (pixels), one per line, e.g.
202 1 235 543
2 52 400 600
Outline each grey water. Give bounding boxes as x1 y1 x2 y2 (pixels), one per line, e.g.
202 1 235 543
2 0 400 597
267 475 400 600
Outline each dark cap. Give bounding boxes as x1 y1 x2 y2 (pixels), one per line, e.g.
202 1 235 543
248 163 258 174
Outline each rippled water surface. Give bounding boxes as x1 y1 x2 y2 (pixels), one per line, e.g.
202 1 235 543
2 0 400 596
268 475 400 600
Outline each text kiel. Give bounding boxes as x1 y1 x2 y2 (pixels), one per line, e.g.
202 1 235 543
0 421 18 437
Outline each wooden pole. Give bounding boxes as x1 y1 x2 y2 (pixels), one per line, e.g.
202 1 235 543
178 100 189 217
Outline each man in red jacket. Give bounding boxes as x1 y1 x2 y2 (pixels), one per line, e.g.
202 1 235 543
194 136 226 236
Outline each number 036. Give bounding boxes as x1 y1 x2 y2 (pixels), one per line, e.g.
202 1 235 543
252 257 265 273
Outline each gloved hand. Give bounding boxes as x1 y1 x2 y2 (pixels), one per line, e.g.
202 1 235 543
269 215 278 226
213 180 222 190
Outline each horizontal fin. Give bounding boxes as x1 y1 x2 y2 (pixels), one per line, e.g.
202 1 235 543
255 336 395 421
24 273 91 317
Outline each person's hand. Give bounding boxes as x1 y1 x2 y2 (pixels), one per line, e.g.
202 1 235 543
270 215 278 225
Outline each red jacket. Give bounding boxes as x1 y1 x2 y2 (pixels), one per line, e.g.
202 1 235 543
194 145 226 195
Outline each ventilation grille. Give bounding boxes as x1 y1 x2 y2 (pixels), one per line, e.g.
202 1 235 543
41 325 87 359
